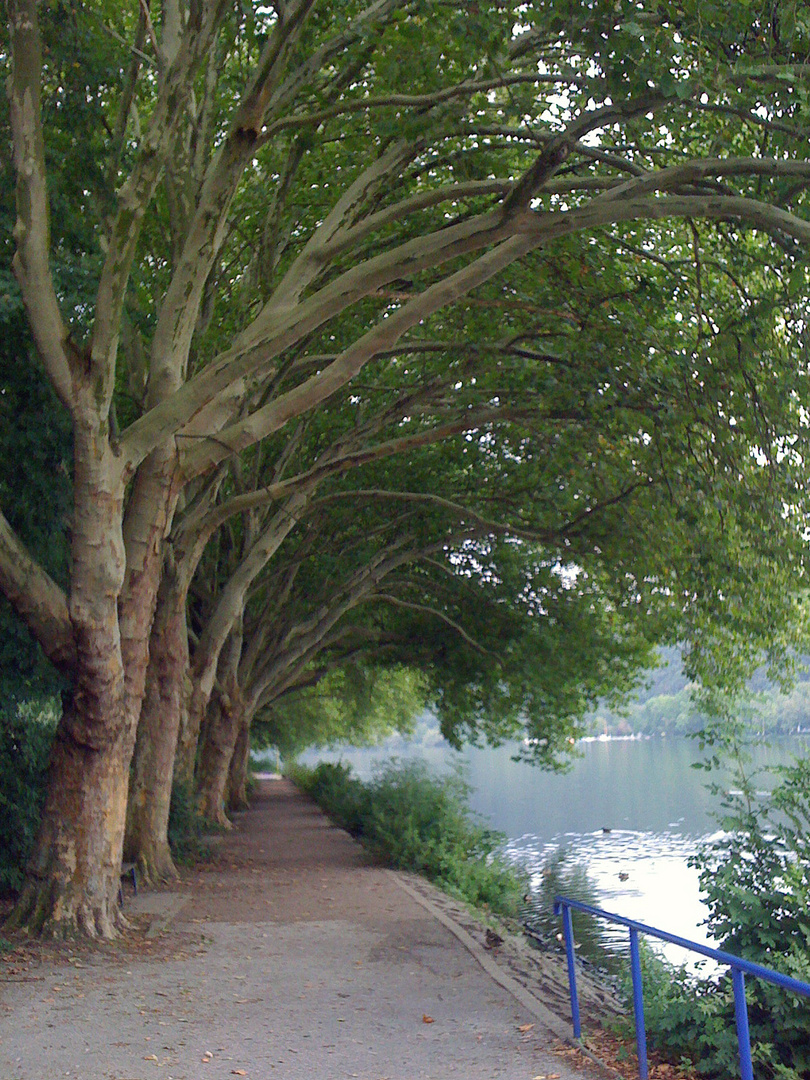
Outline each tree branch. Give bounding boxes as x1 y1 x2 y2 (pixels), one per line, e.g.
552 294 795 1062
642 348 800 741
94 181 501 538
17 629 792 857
313 487 560 543
91 0 229 400
599 157 810 205
120 206 516 468
0 511 76 673
7 0 73 409
371 594 502 660
257 71 589 142
178 229 537 476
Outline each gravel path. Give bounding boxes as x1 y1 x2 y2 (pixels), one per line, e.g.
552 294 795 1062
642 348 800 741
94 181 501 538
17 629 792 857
0 778 619 1080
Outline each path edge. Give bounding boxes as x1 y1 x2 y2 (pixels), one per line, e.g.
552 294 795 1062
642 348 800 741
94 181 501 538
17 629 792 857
387 870 621 1078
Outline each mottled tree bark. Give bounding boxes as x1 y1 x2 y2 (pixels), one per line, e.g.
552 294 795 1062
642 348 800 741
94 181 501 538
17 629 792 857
196 622 244 826
226 712 252 812
125 565 189 883
9 708 130 938
8 423 130 937
196 692 243 826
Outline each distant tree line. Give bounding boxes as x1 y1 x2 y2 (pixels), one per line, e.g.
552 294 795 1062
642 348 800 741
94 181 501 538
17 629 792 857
593 647 810 737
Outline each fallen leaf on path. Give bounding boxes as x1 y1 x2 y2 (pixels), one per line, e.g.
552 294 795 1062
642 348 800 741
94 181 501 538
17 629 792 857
517 1023 534 1032
231 1071 247 1076
143 1054 158 1061
422 1015 435 1024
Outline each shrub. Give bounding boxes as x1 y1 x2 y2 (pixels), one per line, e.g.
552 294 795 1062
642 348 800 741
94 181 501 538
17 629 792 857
611 939 735 1078
292 759 527 916
614 757 810 1080
292 760 372 838
168 778 212 864
687 760 810 1080
0 700 57 895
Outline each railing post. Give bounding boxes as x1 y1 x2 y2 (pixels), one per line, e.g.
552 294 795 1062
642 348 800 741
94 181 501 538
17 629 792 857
561 903 582 1038
629 927 649 1080
731 967 754 1080
555 894 810 1080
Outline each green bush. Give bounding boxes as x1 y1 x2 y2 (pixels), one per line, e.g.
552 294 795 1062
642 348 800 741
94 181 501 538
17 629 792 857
0 700 57 895
291 761 372 838
292 759 527 916
168 778 212 864
611 939 738 1078
615 757 810 1080
688 761 810 1080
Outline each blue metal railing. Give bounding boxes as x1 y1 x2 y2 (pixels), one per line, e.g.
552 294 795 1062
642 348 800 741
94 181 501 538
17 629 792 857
554 896 810 1080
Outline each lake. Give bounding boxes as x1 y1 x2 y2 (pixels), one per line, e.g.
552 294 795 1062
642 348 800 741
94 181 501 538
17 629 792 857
280 733 810 969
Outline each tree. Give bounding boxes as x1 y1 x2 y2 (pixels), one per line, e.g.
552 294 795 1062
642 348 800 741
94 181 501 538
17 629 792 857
251 663 425 763
3 0 810 935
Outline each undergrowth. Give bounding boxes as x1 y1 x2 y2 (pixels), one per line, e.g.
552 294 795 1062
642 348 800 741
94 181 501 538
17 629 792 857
0 701 57 895
168 779 214 864
290 759 528 917
609 753 810 1080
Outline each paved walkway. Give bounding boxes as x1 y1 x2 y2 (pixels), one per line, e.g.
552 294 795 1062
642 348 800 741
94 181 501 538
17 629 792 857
0 778 614 1080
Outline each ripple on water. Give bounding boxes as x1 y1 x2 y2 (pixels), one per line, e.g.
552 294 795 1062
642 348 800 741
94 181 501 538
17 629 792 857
505 828 716 973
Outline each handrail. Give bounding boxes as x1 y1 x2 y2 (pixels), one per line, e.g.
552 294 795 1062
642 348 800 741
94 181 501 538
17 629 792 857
553 895 810 1080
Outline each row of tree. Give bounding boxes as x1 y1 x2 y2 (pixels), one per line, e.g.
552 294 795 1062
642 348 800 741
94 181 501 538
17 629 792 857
2 0 810 937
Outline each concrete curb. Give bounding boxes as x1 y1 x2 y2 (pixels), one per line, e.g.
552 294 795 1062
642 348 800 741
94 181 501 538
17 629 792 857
388 870 623 1078
125 891 189 938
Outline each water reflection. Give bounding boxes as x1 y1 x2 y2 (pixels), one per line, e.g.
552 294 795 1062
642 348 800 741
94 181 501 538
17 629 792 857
516 846 621 973
507 828 711 970
463 737 722 838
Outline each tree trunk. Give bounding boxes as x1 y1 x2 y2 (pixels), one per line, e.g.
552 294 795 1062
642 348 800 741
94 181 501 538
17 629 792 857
7 420 132 937
196 689 243 826
226 711 252 812
196 622 245 826
120 447 183 731
175 499 306 787
175 661 215 792
8 711 130 938
198 617 246 825
125 565 189 883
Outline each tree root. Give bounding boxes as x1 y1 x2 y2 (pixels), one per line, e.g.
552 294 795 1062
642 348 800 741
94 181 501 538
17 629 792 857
4 878 127 940
135 845 180 888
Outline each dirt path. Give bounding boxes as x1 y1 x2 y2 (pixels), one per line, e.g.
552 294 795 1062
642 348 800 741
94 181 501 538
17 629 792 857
0 778 619 1080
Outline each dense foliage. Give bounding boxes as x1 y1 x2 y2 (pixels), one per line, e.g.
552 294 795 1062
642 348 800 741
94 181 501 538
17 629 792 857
0 701 57 894
166 780 215 866
0 320 71 711
252 665 426 760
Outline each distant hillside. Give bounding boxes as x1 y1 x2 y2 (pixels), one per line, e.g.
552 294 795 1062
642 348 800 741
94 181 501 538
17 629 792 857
592 648 810 737
622 645 689 702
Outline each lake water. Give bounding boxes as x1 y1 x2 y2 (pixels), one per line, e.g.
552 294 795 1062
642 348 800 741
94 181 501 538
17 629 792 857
281 733 810 969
